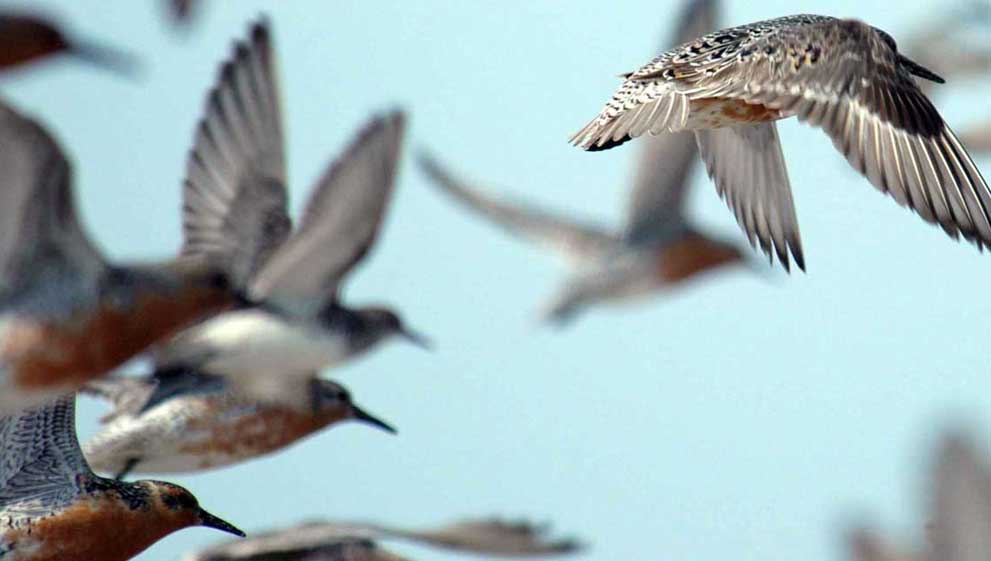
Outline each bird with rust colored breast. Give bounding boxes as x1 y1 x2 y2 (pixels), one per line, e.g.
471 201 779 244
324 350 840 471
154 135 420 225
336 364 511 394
0 100 238 416
0 396 244 561
80 373 395 479
421 0 754 324
572 14 990 269
149 20 427 410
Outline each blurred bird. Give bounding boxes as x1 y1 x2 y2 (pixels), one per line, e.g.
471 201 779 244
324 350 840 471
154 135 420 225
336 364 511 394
184 517 582 561
846 430 991 561
0 396 244 561
422 0 749 324
150 21 424 409
904 2 991 96
81 373 395 479
0 13 137 75
0 99 234 416
572 14 991 269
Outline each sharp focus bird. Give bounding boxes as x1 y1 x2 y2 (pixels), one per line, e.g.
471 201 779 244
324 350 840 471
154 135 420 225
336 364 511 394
81 373 395 479
0 396 243 561
846 430 991 561
422 0 751 324
0 13 137 75
572 14 990 269
184 517 582 561
150 21 423 408
0 99 234 416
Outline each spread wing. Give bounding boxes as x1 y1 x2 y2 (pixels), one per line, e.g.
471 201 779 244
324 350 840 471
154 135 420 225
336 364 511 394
181 19 291 290
695 122 803 270
0 397 88 517
80 375 157 423
623 0 719 242
248 112 406 317
574 16 990 250
419 153 618 265
0 99 105 295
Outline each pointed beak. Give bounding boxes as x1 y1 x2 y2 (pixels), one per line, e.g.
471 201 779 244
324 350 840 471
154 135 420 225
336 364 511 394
351 404 398 434
197 508 246 537
399 327 432 350
70 39 142 78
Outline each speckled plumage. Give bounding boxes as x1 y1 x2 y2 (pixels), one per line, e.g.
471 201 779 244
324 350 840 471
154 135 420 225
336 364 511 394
573 14 990 269
0 397 243 561
81 374 395 477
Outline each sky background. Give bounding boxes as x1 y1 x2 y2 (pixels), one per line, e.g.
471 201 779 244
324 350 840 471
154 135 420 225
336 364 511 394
1 1 990 560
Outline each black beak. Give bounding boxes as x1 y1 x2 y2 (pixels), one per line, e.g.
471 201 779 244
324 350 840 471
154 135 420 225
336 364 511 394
198 508 246 537
399 327 432 350
351 404 398 434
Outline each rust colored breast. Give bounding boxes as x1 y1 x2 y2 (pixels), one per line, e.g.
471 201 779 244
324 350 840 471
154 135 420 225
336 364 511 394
657 235 742 284
6 283 232 390
179 401 341 467
1 497 192 561
689 97 782 128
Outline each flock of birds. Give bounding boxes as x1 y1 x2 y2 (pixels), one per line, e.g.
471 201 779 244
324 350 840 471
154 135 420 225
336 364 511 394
0 1 988 560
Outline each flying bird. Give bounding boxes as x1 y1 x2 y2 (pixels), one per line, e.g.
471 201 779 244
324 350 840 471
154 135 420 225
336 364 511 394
0 99 234 416
572 14 990 269
846 430 991 561
0 13 137 75
422 0 751 324
151 21 424 408
0 396 244 561
184 517 582 561
81 373 395 479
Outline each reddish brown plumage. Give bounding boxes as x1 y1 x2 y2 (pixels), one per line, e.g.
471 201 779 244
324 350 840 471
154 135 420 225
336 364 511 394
657 234 743 283
0 17 68 70
5 285 232 390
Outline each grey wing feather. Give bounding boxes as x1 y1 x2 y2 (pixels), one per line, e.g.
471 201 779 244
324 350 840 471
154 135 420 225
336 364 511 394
724 18 991 248
248 112 406 315
419 153 618 265
181 19 291 289
695 123 803 270
0 397 88 515
0 99 105 292
929 432 991 561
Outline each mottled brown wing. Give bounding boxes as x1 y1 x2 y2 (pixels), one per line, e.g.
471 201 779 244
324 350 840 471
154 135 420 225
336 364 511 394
718 18 991 248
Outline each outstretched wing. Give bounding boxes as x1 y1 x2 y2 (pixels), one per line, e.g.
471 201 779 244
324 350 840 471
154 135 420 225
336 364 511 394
0 397 88 516
181 19 291 290
695 122 803 270
419 153 618 265
248 112 406 317
623 0 719 243
394 517 583 556
0 99 105 296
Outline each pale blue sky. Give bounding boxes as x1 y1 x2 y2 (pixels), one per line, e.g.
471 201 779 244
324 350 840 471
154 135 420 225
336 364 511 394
1 1 989 560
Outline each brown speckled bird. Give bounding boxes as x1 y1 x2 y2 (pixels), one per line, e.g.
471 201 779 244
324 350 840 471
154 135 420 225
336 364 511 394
81 373 395 479
0 396 243 561
572 14 990 269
